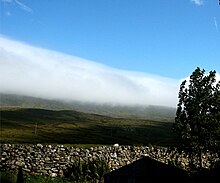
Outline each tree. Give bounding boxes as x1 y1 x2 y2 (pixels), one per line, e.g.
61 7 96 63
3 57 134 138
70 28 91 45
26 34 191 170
173 67 220 170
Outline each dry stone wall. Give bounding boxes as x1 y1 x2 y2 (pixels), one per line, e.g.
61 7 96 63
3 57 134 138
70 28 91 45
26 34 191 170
0 144 218 177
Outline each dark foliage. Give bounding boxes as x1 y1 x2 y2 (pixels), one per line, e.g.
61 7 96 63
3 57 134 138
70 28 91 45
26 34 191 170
173 67 220 170
64 159 110 183
16 167 24 183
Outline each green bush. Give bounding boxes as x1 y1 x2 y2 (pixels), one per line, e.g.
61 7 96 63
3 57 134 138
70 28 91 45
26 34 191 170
1 159 110 183
0 170 71 183
24 175 71 183
0 171 17 183
64 159 110 183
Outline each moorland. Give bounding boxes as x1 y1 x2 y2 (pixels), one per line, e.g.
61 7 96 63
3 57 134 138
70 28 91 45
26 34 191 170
0 93 176 146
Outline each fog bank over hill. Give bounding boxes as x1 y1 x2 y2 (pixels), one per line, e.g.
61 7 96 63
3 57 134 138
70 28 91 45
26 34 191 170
0 93 176 121
1 36 218 107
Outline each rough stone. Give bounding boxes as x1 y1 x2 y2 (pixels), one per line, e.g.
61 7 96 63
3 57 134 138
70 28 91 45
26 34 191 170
0 144 218 178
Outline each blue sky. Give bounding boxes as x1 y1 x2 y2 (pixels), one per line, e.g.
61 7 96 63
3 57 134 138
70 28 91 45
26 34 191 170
1 0 219 79
0 0 219 107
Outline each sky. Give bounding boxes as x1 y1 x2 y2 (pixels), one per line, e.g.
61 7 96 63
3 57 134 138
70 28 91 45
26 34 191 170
0 0 219 107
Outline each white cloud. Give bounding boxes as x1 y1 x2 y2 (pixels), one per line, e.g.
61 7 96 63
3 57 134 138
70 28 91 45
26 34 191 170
1 37 219 107
1 0 33 13
0 36 185 107
190 0 204 6
14 0 32 13
214 17 218 32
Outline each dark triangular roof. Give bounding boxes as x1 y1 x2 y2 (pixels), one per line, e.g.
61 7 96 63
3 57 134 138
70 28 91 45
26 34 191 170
104 156 189 183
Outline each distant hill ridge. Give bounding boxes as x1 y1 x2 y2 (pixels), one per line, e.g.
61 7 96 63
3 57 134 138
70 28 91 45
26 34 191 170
0 93 176 121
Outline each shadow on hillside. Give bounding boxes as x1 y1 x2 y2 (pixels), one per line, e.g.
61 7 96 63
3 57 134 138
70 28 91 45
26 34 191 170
31 123 174 146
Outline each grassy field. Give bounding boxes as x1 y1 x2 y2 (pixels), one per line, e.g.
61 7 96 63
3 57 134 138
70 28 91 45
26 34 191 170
0 107 176 146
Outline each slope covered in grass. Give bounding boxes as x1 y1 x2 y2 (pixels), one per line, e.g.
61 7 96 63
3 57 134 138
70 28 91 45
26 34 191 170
0 107 176 146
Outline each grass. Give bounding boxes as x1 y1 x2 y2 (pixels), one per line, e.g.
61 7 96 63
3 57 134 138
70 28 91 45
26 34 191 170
0 171 17 183
0 159 110 183
0 107 177 146
0 171 72 183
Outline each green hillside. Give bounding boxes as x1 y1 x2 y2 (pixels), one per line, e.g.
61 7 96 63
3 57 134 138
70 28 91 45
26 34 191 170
0 93 176 121
0 107 176 146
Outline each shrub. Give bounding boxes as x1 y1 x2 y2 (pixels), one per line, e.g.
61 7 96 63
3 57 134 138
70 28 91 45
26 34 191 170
64 159 110 183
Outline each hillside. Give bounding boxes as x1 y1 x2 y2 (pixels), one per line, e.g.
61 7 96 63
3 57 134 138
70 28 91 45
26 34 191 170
0 107 176 146
0 93 176 121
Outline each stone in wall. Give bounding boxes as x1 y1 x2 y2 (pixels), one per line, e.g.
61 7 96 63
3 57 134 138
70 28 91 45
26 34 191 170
0 144 219 177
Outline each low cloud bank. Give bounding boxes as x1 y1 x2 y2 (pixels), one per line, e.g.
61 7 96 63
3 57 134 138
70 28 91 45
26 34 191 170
0 37 188 107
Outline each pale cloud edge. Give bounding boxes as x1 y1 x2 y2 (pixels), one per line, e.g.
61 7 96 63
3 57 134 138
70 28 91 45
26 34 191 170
0 36 219 108
190 0 204 6
5 11 11 16
14 0 33 13
1 0 33 13
214 17 219 32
